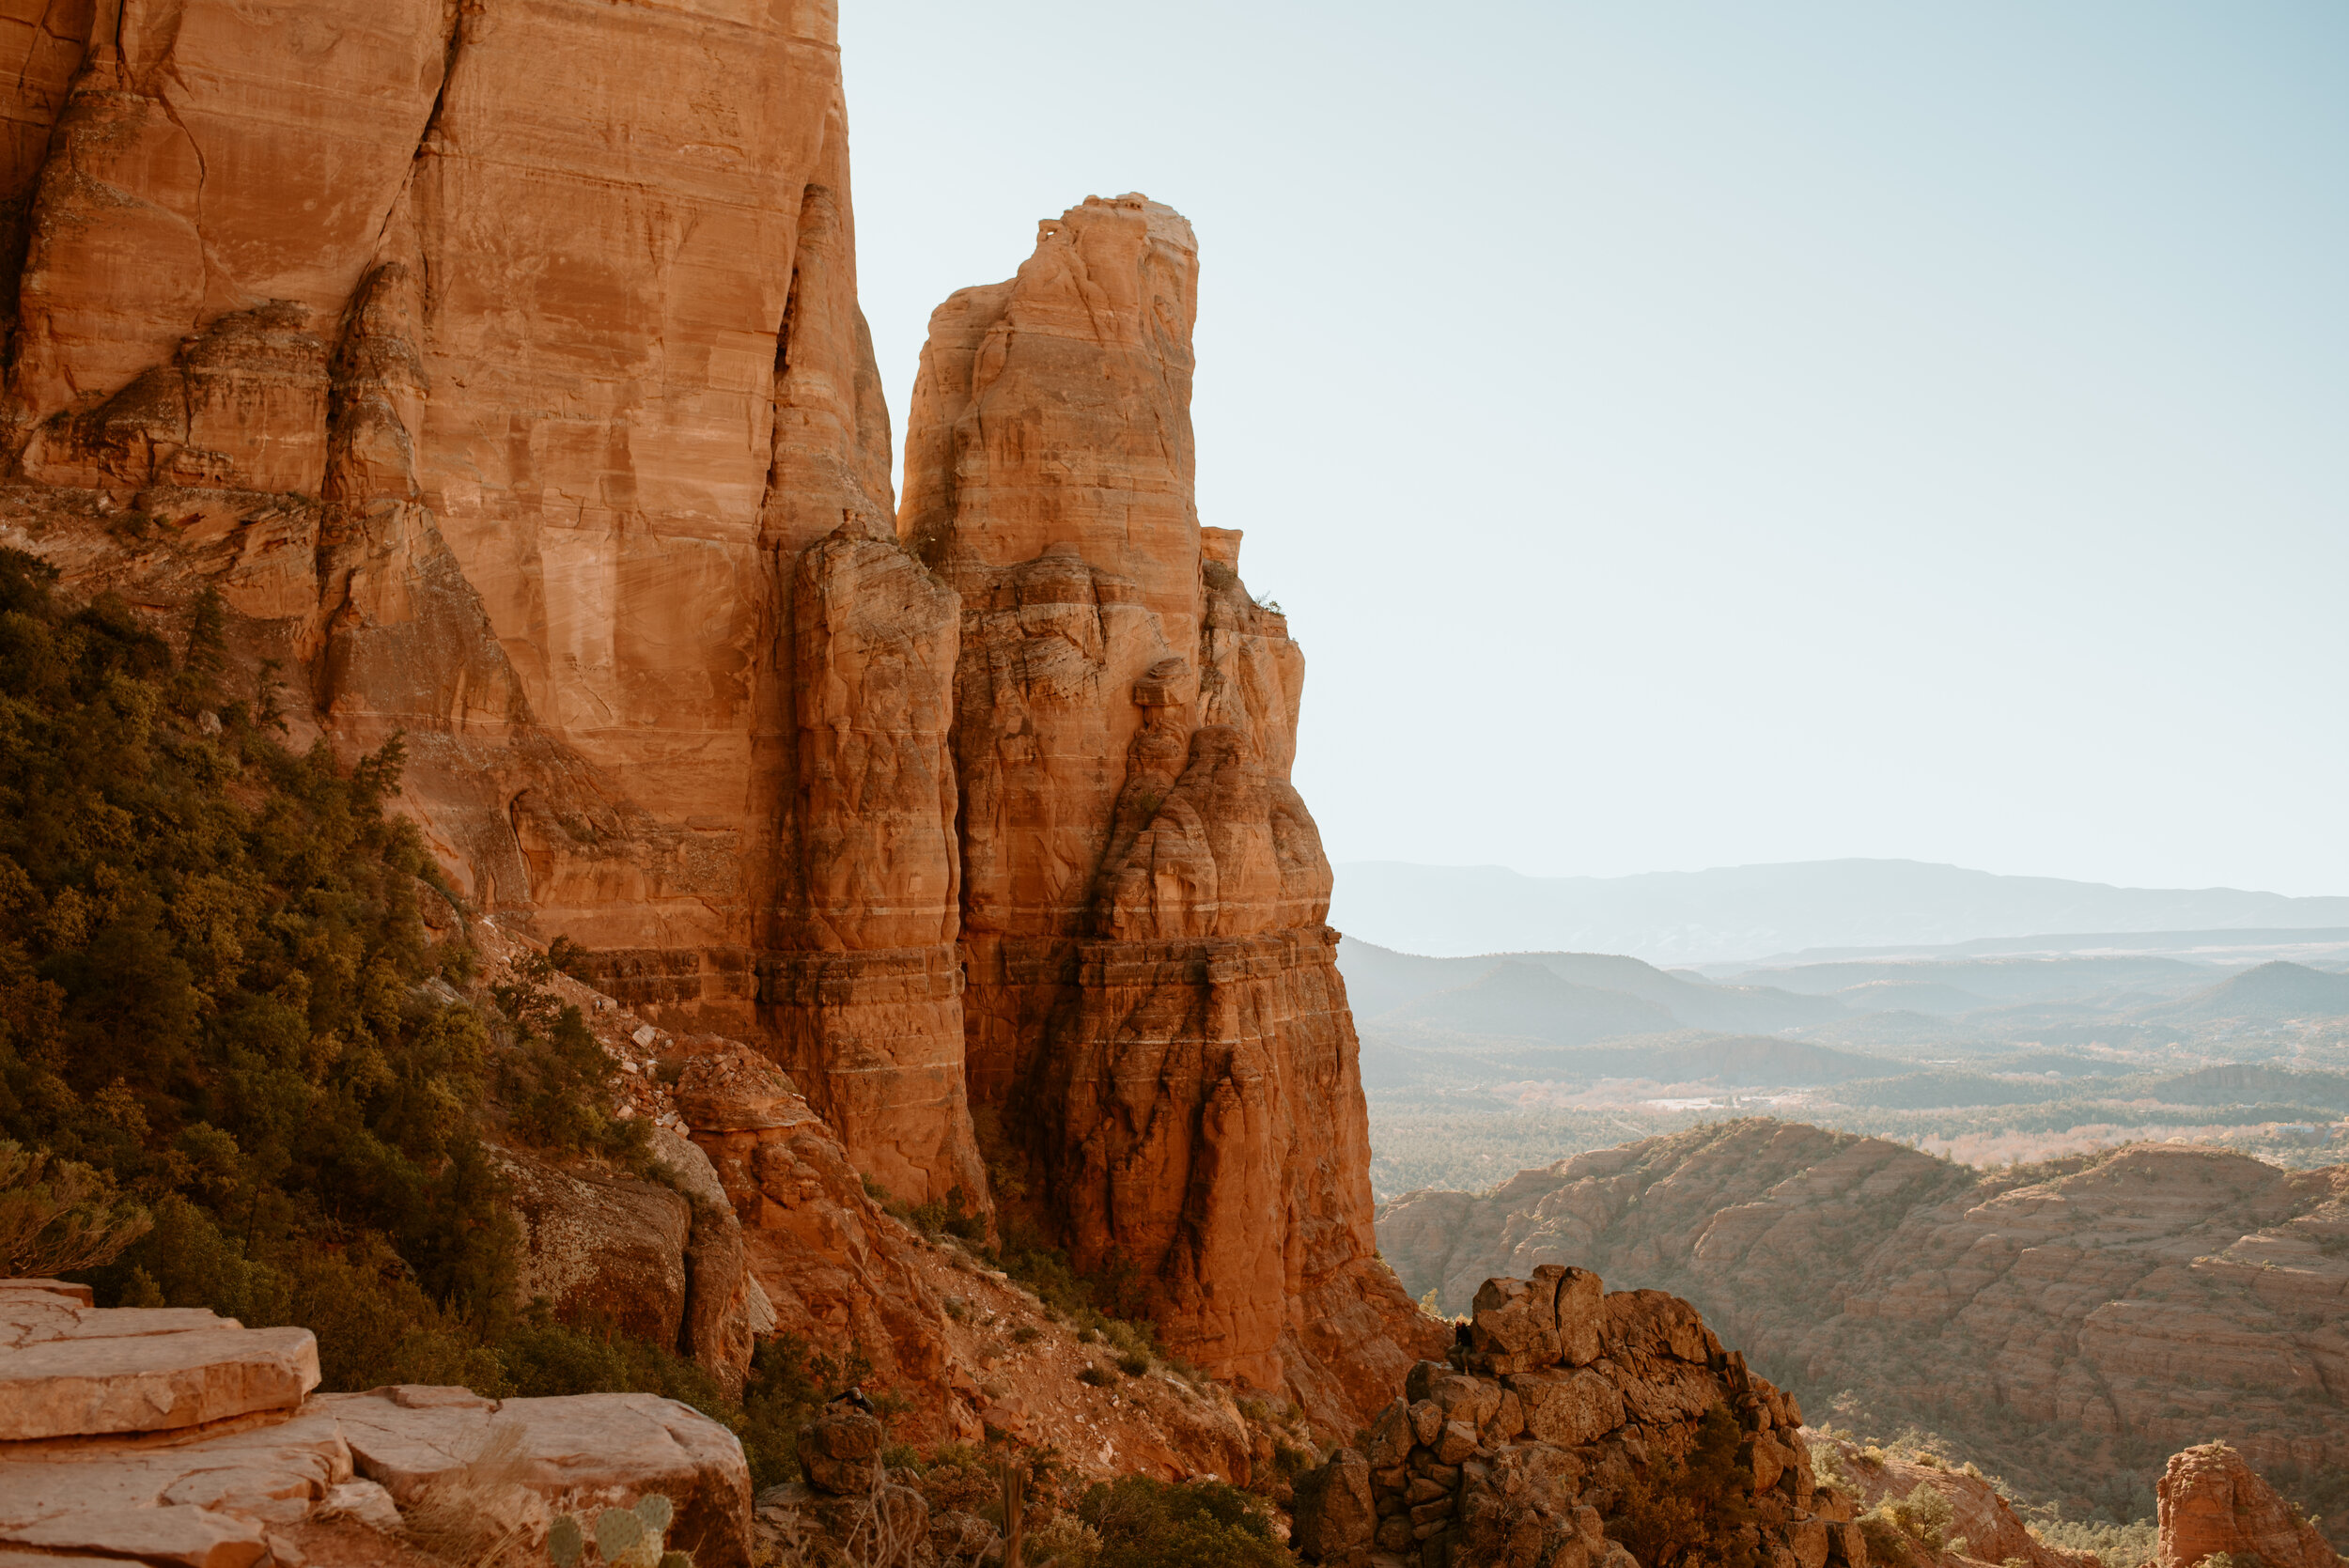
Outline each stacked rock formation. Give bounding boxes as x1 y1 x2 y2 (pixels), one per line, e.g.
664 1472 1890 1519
900 193 1443 1416
2156 1443 2344 1568
0 1276 752 1568
1294 1266 1861 1568
1377 1121 2349 1509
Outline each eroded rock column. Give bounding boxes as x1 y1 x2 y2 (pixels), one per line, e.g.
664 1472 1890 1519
901 194 1444 1423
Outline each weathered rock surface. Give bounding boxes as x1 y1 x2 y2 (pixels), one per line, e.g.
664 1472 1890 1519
1377 1120 2349 1517
1296 1269 1842 1568
321 1386 751 1568
793 1407 885 1497
676 1046 964 1402
0 1279 318 1441
902 194 1443 1423
2156 1442 2342 1568
490 1145 692 1349
0 0 986 1217
0 1 1427 1433
0 1281 751 1568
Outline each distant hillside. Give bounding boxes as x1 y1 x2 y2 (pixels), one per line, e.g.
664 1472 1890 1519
2152 961 2349 1024
1358 1024 1902 1090
1730 954 2212 1005
1835 979 1992 1016
2137 1063 2349 1110
1330 858 2349 965
1339 938 1840 1033
1382 960 1675 1045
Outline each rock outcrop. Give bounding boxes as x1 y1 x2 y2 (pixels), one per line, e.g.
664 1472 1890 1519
2156 1443 2342 1568
1293 1266 1859 1568
1377 1121 2349 1525
0 1277 752 1568
0 7 1427 1431
1811 1436 2094 1568
902 193 1443 1422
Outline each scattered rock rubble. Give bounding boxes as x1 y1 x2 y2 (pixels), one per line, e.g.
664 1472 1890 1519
0 1278 751 1568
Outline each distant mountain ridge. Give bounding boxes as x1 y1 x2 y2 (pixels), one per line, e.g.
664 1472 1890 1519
1330 858 2349 966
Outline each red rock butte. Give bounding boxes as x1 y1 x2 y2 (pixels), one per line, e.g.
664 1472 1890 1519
0 5 1436 1423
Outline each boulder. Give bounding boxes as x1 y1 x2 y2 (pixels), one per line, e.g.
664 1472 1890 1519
319 1387 752 1568
650 1126 776 1397
1294 1447 1377 1563
0 1506 270 1568
1470 1274 1563 1374
795 1409 886 1498
490 1146 692 1350
1543 1265 1605 1368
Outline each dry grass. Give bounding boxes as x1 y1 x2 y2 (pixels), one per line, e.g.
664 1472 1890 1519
403 1421 539 1568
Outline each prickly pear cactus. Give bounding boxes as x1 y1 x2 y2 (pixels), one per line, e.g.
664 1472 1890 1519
545 1496 689 1568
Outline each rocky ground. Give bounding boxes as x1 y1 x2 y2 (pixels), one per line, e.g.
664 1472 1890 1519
0 1278 752 1568
461 918 1300 1487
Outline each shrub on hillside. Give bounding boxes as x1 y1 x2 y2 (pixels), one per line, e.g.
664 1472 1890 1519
1070 1475 1289 1568
1604 1403 1759 1568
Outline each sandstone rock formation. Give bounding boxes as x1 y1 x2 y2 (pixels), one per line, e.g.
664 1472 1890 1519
0 0 985 1215
902 193 1444 1421
479 925 1278 1482
677 1044 965 1402
0 1277 752 1568
1377 1120 2349 1525
492 1146 694 1348
2156 1443 2343 1568
1292 1266 1858 1568
0 3 1425 1432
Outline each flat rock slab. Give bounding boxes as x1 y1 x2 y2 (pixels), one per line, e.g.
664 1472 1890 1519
320 1388 751 1568
0 1327 319 1440
0 1407 352 1529
0 1504 269 1568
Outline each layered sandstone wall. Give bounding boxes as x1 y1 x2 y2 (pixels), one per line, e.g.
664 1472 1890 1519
901 194 1444 1421
0 0 984 1209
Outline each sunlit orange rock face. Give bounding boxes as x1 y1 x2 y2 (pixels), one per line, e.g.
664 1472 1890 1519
0 0 983 1211
0 16 1428 1425
2157 1442 2343 1568
901 194 1446 1421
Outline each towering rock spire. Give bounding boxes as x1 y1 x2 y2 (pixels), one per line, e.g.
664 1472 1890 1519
902 194 1445 1421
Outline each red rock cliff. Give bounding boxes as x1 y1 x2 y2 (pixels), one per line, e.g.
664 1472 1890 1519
901 194 1445 1421
0 15 1432 1428
0 0 984 1210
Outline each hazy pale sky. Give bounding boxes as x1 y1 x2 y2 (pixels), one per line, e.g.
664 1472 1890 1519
839 3 2349 897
